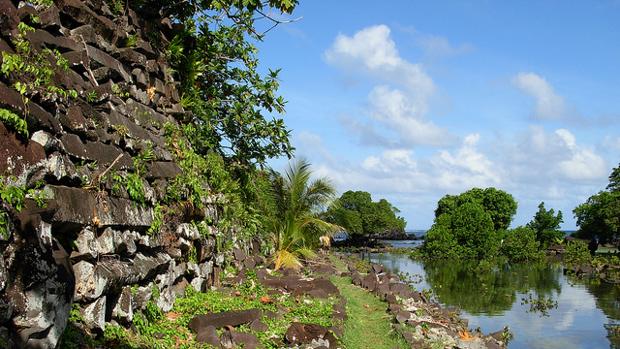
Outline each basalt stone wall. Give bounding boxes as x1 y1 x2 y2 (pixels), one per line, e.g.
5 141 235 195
0 1 247 348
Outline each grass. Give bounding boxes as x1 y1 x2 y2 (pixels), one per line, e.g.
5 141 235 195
331 276 408 349
328 255 408 349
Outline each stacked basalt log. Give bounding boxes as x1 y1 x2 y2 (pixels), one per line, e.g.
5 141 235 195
0 1 248 347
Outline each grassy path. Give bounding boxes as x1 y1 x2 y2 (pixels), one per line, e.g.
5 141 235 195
329 256 408 349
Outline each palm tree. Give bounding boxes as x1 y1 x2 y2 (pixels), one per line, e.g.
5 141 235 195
267 158 340 270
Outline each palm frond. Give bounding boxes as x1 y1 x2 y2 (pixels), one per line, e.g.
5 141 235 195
274 249 302 270
297 247 317 260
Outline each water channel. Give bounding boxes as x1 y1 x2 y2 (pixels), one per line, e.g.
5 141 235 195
370 249 620 349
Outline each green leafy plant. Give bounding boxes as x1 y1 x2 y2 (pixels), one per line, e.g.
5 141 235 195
527 202 564 248
266 159 340 270
0 21 78 135
564 240 592 268
0 177 47 238
86 90 98 103
111 83 130 98
501 226 543 263
0 108 28 137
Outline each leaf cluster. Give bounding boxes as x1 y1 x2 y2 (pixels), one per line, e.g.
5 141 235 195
573 163 620 244
527 201 564 248
0 17 77 136
324 190 406 239
424 187 517 260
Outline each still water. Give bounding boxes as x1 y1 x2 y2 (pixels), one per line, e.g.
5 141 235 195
370 252 620 349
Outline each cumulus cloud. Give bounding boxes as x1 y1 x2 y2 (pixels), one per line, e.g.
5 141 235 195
292 127 609 228
432 133 502 189
324 24 435 110
325 25 454 148
512 72 567 120
367 86 453 146
502 127 607 184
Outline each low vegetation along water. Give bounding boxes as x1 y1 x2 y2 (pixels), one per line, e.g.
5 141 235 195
370 251 620 349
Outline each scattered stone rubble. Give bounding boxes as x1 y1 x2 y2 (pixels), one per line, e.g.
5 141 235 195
342 256 509 349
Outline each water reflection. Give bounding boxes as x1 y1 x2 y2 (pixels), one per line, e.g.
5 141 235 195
424 261 561 315
370 252 620 349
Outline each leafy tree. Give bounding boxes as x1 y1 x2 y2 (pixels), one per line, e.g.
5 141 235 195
266 159 339 270
424 187 516 260
501 226 542 263
129 0 298 168
574 163 620 244
607 163 620 192
434 188 517 231
422 216 461 259
574 191 620 244
449 202 499 259
324 191 406 242
527 202 564 248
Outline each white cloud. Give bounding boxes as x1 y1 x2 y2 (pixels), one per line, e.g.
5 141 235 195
367 86 452 146
432 133 502 189
558 148 607 180
513 72 567 120
292 126 610 228
362 149 417 173
325 25 435 110
325 25 453 148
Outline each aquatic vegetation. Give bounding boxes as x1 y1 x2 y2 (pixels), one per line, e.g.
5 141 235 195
520 293 558 317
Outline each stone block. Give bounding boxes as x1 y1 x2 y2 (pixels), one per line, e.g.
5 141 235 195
47 185 154 229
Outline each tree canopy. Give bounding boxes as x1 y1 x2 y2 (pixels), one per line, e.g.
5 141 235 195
324 191 406 240
131 0 298 168
424 187 517 260
435 187 517 231
573 163 620 244
527 202 564 248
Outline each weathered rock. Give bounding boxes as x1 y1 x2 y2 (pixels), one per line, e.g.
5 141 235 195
250 318 268 332
361 273 378 291
148 161 182 179
27 29 82 52
261 275 339 298
189 309 261 331
0 123 46 177
177 223 200 240
73 260 105 301
97 227 116 254
132 285 152 311
81 296 107 332
31 130 62 152
0 0 19 35
74 252 171 301
195 325 219 346
59 106 89 133
6 222 74 349
285 322 336 347
111 286 133 324
395 310 411 324
190 277 206 292
60 0 117 41
156 287 175 312
71 226 98 260
231 330 259 349
48 185 154 229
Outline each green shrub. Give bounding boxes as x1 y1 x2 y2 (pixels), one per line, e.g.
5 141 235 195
501 226 542 263
564 240 592 267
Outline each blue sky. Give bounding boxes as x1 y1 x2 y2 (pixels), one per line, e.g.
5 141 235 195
256 1 620 229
